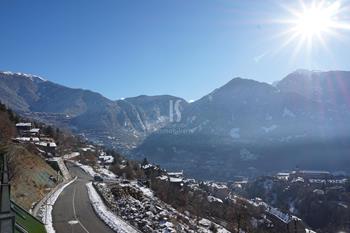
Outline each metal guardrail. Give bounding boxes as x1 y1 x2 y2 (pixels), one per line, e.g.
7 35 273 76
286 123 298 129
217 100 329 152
15 223 29 233
0 154 15 233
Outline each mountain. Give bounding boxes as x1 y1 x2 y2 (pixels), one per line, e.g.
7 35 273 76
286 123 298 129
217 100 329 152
277 69 350 110
177 77 347 140
2 70 350 180
135 73 350 180
0 71 187 151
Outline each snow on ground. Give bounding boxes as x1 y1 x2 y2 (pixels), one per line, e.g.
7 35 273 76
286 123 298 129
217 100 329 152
261 124 277 133
96 167 117 179
265 114 273 121
73 161 118 180
240 148 258 161
198 218 231 233
86 182 139 233
63 152 80 160
305 229 317 233
207 195 223 203
283 107 296 118
130 181 154 198
229 128 240 139
39 177 77 233
73 162 98 177
267 207 291 223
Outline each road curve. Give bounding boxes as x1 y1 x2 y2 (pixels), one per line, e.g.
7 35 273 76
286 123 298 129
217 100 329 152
52 163 115 233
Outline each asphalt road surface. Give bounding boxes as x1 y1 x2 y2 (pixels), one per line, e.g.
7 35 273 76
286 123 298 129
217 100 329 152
52 163 115 233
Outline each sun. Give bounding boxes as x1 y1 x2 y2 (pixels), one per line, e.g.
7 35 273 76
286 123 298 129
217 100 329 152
291 1 339 40
276 0 350 55
295 5 333 38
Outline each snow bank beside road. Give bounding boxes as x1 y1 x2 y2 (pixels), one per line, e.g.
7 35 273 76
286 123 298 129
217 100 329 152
39 177 77 233
73 162 98 177
86 182 139 233
73 162 117 180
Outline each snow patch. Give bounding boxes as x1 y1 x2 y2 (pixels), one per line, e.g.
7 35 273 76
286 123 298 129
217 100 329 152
74 162 98 177
207 195 223 203
261 125 277 133
265 114 273 121
283 107 296 118
305 229 317 233
240 148 258 161
229 128 240 139
137 185 154 198
96 167 117 179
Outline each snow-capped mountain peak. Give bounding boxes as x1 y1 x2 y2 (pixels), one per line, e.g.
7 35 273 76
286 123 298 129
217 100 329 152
0 71 47 82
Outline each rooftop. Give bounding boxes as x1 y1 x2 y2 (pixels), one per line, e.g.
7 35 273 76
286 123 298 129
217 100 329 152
15 122 32 127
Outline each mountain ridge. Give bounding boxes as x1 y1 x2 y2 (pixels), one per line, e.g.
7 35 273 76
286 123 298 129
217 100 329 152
2 69 350 179
0 70 187 151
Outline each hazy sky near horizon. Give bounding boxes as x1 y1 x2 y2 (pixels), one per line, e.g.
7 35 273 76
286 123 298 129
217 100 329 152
1 0 350 101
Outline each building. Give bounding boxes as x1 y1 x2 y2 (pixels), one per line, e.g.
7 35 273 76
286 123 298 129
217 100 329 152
15 122 32 136
167 171 184 186
98 155 114 165
35 142 57 157
290 170 332 180
206 182 229 199
276 172 290 181
28 128 40 137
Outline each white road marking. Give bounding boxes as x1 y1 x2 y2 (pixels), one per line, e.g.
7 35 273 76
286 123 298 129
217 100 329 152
68 220 79 225
72 186 77 217
72 183 91 233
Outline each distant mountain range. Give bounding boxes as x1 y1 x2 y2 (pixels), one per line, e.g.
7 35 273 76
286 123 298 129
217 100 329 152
1 70 350 180
0 71 187 150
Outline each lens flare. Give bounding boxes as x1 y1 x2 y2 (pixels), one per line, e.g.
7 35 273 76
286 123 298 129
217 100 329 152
275 0 350 58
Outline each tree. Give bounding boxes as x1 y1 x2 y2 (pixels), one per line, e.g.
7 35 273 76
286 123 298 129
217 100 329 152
141 157 149 166
7 108 19 123
44 126 55 137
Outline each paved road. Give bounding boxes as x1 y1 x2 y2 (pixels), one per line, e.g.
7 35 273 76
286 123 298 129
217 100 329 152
52 163 115 233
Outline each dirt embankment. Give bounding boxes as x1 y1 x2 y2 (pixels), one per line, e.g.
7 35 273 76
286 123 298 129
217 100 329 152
4 144 61 210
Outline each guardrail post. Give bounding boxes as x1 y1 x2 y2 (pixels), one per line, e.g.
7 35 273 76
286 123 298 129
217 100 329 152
0 154 15 233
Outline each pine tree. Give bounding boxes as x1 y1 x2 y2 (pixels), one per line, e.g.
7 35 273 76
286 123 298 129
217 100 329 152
141 157 149 166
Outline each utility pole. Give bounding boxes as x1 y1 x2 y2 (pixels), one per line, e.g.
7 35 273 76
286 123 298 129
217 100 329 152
0 154 15 233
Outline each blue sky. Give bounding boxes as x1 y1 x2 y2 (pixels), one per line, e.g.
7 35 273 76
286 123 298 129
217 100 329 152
1 0 350 101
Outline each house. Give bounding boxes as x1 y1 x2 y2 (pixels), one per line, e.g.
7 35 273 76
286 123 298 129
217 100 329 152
291 177 305 183
29 128 40 136
167 171 184 186
98 155 114 165
142 164 163 178
169 177 183 183
35 141 57 157
290 170 332 180
13 137 40 143
232 180 248 189
167 171 183 178
15 122 32 131
15 122 32 136
276 172 290 181
206 182 230 199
